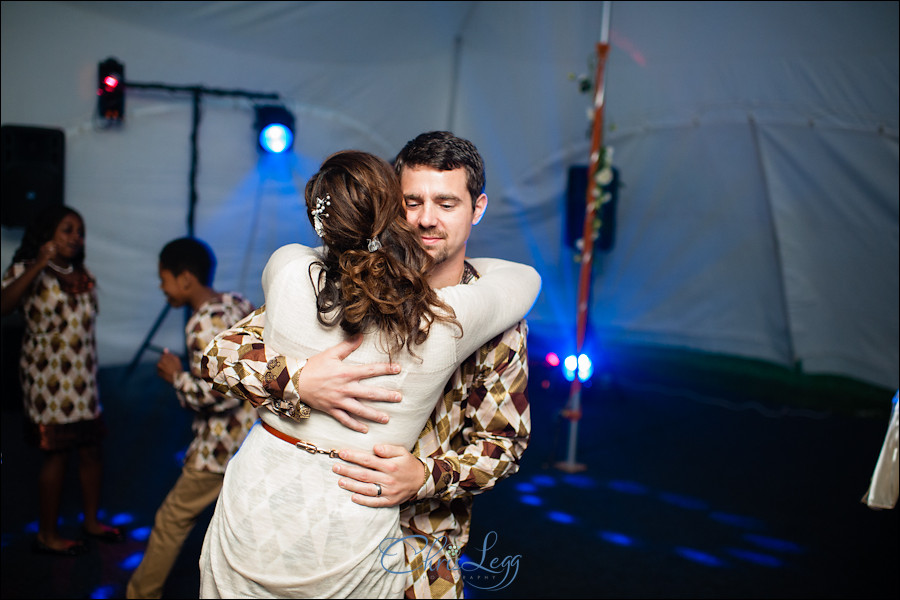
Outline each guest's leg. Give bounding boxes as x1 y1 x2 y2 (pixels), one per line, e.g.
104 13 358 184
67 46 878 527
127 467 224 599
78 442 109 534
37 450 77 550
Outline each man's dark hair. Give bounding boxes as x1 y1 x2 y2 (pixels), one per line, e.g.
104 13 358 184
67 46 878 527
159 237 216 286
393 131 486 209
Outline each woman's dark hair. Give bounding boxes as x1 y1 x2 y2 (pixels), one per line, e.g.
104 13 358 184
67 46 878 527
12 205 85 267
159 237 216 286
305 150 460 357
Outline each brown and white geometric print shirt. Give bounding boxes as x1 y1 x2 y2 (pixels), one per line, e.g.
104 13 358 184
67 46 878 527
176 292 256 474
199 264 531 598
399 264 530 599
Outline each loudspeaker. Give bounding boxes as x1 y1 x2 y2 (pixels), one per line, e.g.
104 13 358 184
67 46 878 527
1 125 65 228
565 164 618 252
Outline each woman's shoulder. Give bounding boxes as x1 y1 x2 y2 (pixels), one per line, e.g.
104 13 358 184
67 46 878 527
262 243 324 290
1 261 28 285
269 244 322 262
265 244 322 271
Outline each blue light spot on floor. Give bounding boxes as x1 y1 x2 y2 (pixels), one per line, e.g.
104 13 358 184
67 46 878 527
599 531 635 547
562 474 598 489
607 480 648 495
675 547 725 567
519 495 543 506
90 585 117 598
131 526 152 541
531 474 557 487
726 547 783 567
742 533 805 554
120 551 145 571
110 513 135 526
547 511 576 524
708 512 764 529
658 492 709 510
515 482 538 493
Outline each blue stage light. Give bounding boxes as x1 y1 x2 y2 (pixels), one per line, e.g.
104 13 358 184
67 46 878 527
254 105 295 154
563 354 578 381
259 123 293 154
563 353 593 382
577 353 593 381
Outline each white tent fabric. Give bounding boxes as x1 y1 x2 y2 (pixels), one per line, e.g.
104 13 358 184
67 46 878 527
1 1 897 392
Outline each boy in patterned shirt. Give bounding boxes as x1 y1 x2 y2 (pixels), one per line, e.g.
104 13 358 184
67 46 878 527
126 237 255 599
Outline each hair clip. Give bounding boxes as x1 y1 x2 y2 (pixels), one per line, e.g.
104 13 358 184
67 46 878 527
367 236 382 252
311 194 331 237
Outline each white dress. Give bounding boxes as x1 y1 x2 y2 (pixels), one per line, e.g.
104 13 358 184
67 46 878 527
199 244 541 599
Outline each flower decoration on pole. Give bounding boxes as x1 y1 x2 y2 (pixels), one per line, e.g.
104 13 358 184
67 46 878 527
569 68 615 263
572 145 615 261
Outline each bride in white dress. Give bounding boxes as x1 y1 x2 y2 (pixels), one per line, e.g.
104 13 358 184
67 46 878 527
199 150 541 598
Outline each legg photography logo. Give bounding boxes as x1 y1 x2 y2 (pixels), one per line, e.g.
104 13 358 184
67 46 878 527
379 531 521 591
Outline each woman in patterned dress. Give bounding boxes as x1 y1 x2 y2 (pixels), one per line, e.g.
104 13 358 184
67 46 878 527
1 206 124 556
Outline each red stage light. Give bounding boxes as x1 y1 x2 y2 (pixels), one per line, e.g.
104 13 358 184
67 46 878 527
103 75 120 92
97 57 125 124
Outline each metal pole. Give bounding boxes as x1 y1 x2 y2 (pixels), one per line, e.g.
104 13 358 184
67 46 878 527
557 8 612 472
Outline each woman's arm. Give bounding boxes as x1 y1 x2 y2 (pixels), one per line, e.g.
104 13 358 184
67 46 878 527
0 241 56 316
439 257 541 360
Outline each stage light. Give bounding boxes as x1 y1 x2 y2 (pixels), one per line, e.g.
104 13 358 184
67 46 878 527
563 354 578 381
97 57 125 124
563 353 593 382
577 353 593 381
254 105 295 154
545 352 560 367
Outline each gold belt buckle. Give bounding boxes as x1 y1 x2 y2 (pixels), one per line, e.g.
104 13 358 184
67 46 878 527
295 439 339 458
295 440 318 454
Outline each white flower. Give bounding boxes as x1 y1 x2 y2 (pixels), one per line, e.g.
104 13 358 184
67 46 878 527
595 166 613 186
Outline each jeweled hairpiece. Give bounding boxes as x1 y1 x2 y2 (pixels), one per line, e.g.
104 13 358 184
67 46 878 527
367 236 382 252
311 194 331 237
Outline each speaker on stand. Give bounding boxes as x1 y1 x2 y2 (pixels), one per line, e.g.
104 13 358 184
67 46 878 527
1 125 65 229
1 125 65 410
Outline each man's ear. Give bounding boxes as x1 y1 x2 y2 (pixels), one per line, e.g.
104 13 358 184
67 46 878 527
472 193 488 225
176 270 196 292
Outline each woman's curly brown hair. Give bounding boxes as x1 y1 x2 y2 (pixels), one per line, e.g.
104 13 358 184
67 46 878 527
305 150 460 358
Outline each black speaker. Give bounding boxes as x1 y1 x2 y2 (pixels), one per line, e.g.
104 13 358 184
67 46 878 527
565 164 618 252
1 125 65 228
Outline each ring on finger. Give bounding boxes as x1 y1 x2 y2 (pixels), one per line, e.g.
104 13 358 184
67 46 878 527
374 482 382 497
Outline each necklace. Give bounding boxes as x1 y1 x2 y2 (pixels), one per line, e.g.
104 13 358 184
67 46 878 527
48 261 74 275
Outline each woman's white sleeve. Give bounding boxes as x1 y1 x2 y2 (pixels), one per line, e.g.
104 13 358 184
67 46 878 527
439 258 541 360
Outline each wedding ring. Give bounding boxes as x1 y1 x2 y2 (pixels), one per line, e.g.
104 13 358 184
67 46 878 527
374 483 382 497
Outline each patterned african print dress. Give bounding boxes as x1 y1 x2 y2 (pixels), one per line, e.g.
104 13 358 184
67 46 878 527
2 262 103 450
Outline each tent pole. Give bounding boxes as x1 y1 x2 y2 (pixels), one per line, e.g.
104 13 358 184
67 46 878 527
557 2 612 473
747 114 798 367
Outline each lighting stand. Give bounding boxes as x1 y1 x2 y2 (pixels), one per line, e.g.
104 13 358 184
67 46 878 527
121 79 280 382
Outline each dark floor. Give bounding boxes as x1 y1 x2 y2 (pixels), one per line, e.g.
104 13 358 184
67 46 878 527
1 348 897 599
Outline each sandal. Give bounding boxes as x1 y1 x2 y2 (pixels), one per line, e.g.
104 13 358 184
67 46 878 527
82 524 126 543
33 539 88 556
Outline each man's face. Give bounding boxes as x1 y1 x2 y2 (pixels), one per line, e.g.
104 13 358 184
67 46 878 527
400 166 487 267
158 266 188 308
